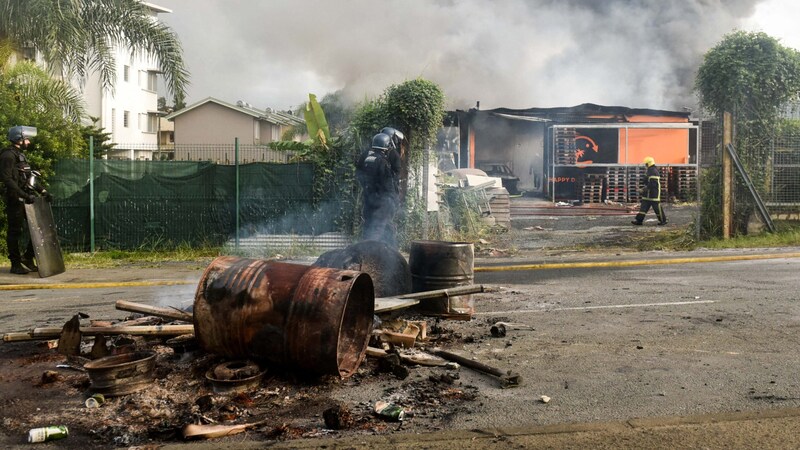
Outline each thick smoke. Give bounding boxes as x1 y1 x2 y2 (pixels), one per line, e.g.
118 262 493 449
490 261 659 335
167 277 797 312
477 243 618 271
157 0 762 111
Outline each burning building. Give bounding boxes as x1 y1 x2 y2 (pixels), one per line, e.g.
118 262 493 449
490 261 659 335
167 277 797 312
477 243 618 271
453 103 699 203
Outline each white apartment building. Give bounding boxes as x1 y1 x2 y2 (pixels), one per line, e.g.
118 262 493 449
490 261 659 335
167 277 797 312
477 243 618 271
80 2 172 160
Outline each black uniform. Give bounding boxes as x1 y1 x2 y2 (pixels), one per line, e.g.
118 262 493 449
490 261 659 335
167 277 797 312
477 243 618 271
632 164 667 225
0 144 36 267
356 147 400 244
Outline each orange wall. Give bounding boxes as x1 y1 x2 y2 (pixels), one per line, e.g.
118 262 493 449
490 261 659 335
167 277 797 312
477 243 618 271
469 126 475 168
619 128 689 164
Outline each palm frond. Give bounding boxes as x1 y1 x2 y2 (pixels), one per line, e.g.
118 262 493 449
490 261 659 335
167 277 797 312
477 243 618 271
1 0 188 99
6 61 86 123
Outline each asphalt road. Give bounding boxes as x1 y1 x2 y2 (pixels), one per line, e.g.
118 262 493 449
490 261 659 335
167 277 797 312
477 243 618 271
2 246 799 448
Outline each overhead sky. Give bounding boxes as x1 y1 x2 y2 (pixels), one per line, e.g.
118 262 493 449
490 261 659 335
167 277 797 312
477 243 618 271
153 0 800 113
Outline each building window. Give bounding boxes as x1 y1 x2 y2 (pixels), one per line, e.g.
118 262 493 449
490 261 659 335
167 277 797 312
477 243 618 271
123 65 130 82
146 113 158 133
111 109 116 136
123 111 130 128
146 71 157 91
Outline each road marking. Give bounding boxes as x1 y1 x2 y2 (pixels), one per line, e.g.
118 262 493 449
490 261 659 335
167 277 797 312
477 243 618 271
0 280 194 291
474 252 800 272
474 299 715 315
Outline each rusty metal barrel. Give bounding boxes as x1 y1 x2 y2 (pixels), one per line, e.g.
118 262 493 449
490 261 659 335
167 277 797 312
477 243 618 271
408 240 475 317
193 256 374 377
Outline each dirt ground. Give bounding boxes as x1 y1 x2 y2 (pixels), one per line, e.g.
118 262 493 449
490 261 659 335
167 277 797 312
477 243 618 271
0 316 491 447
0 203 699 448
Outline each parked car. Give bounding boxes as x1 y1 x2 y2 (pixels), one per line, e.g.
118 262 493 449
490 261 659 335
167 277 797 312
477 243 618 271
477 162 520 194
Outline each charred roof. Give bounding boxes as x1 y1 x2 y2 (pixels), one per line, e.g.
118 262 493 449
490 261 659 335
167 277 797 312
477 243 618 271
456 103 690 124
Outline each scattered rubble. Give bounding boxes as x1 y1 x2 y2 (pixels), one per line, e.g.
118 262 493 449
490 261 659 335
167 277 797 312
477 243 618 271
0 287 491 446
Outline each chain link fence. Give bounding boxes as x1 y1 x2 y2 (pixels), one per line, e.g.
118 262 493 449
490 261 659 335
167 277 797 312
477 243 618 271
698 111 800 235
769 132 800 206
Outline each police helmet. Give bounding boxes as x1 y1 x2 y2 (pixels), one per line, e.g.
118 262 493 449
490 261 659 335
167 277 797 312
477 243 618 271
380 127 404 149
371 133 391 150
8 126 37 143
643 156 655 167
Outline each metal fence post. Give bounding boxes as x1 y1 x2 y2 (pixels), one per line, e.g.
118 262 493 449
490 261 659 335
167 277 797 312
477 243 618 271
89 136 95 253
235 137 240 250
422 144 430 238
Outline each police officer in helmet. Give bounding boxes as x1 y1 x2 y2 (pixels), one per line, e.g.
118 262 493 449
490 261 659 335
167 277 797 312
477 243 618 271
380 126 404 153
378 126 403 190
356 132 401 245
0 126 51 274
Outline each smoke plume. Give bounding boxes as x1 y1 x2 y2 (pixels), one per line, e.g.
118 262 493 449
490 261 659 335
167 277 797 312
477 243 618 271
157 0 763 111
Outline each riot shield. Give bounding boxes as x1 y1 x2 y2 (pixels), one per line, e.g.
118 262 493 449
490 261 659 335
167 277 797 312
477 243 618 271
24 197 65 278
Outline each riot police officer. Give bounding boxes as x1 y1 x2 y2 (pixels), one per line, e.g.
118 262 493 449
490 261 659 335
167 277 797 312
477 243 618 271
356 133 400 245
0 126 50 274
379 126 403 192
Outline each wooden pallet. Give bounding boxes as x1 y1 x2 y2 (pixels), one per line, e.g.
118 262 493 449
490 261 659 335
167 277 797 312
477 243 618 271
581 173 607 203
487 188 511 227
675 167 698 201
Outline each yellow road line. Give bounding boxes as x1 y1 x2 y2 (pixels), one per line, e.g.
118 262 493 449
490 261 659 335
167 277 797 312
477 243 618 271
0 280 194 291
474 252 800 272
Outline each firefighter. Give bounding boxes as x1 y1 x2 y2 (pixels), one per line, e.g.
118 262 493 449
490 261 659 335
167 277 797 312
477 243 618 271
631 156 667 226
356 133 399 245
0 126 51 274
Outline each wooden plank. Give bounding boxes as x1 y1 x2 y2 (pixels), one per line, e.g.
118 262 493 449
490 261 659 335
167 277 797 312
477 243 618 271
115 300 193 322
3 324 195 342
375 297 419 313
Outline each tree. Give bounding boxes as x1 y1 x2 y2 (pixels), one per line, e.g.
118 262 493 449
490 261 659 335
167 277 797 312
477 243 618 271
695 31 800 236
0 61 86 170
81 117 115 158
696 31 800 123
0 0 189 104
353 78 445 162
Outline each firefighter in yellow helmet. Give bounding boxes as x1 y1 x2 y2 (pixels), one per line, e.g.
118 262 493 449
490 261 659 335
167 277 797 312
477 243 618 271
631 156 667 226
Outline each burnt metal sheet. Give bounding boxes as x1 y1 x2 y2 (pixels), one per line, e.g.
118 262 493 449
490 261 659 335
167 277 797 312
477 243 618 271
24 197 65 278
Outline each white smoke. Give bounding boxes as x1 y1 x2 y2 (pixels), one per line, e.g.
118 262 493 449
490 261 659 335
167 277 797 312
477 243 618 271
156 0 763 111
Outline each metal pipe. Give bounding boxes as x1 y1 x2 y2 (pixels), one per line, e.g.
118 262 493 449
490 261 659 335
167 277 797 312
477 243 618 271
235 137 240 249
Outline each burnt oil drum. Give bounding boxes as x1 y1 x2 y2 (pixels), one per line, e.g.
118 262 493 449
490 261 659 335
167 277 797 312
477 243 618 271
193 256 374 377
408 240 475 315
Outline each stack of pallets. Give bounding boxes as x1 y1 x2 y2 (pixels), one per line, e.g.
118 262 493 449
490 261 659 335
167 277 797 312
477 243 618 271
554 128 577 165
606 166 627 202
658 166 671 201
581 173 606 203
627 166 646 203
675 167 697 201
487 187 511 228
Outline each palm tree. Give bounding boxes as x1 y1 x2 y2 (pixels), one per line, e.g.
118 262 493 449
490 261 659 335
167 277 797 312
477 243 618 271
3 61 86 123
0 0 189 104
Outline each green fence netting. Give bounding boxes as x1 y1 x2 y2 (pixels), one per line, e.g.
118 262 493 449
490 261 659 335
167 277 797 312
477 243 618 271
49 160 332 251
